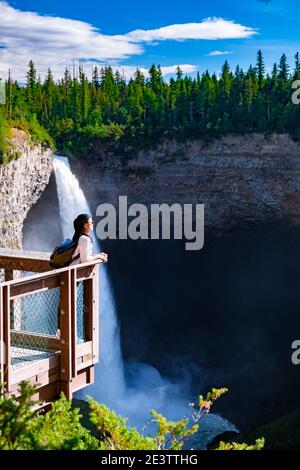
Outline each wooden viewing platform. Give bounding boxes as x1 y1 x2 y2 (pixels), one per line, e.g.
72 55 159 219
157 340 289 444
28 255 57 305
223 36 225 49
0 248 100 407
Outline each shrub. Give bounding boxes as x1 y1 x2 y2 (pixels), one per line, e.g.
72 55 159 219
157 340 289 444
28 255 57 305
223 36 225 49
0 382 264 451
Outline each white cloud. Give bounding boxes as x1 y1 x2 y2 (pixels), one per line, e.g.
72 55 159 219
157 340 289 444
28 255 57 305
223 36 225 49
208 50 234 56
0 2 257 81
126 17 257 42
0 1 142 80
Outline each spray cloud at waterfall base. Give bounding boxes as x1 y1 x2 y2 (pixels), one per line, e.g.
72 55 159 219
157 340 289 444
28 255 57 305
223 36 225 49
53 155 236 447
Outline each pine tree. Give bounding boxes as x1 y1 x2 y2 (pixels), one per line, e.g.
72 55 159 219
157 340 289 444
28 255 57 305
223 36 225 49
256 49 265 90
149 64 163 92
43 68 55 124
279 53 290 80
79 67 90 123
92 67 100 88
294 52 300 79
176 66 183 81
272 63 278 80
61 68 72 117
26 60 37 114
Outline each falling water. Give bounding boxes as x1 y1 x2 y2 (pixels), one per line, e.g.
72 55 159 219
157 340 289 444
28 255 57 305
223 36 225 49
53 155 237 447
53 156 126 403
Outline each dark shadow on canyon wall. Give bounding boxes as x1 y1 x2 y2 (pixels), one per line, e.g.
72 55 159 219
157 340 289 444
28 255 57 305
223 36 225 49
23 172 63 251
23 170 300 433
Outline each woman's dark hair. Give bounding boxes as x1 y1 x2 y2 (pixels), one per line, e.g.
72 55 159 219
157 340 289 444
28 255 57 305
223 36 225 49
72 213 92 243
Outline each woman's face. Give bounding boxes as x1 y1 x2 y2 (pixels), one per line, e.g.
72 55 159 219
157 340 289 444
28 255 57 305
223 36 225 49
84 218 94 233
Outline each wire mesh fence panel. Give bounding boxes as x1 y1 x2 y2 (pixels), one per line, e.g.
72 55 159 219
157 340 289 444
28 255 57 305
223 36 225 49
76 281 89 343
10 287 61 370
3 269 93 371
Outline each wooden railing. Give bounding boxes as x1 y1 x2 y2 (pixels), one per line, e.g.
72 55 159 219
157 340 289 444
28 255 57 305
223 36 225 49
0 249 100 405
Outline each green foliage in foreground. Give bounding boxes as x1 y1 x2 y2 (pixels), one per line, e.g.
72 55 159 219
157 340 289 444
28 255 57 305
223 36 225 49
0 382 264 451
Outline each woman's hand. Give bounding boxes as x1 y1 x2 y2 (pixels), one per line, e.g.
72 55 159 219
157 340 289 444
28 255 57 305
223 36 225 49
97 252 108 263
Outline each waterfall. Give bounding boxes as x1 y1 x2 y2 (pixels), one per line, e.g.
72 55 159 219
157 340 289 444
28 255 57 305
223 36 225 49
53 156 126 404
53 155 237 447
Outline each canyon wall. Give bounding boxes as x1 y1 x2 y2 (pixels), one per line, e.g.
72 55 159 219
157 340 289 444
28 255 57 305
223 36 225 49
0 129 53 249
71 133 300 231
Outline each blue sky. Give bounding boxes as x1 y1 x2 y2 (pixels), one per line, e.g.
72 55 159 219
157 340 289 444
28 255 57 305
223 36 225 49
0 0 300 81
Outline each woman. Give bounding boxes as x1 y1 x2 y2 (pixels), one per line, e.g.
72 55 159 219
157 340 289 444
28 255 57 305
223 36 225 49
70 213 108 265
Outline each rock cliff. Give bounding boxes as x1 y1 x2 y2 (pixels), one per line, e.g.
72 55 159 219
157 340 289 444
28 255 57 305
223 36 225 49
71 133 300 231
0 129 53 249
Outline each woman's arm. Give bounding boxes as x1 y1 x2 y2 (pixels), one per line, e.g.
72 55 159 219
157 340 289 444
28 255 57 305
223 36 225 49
93 252 108 263
78 237 108 263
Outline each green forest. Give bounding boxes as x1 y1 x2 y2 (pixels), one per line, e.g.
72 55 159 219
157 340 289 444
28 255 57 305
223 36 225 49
1 49 300 162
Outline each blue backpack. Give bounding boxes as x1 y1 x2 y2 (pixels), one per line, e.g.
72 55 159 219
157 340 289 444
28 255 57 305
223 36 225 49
49 239 80 269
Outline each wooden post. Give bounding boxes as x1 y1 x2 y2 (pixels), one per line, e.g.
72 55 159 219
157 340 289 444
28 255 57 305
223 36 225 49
70 269 77 379
83 264 99 364
59 271 72 399
92 265 99 364
4 271 14 330
2 285 10 392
